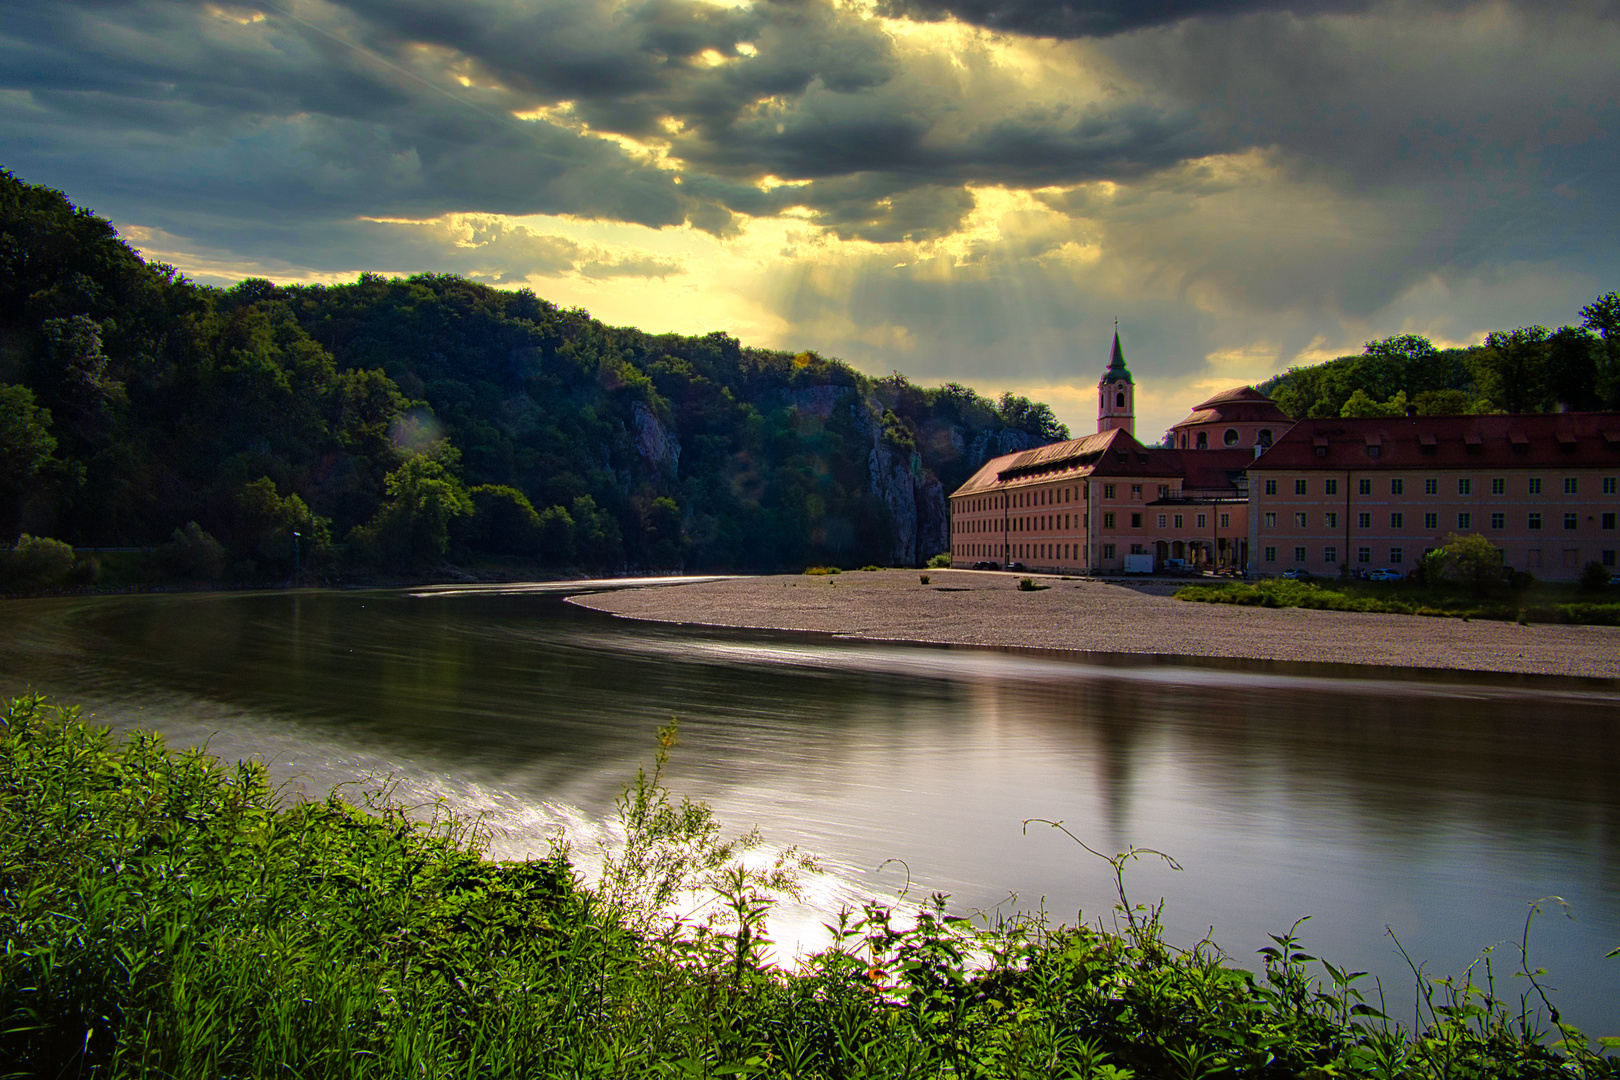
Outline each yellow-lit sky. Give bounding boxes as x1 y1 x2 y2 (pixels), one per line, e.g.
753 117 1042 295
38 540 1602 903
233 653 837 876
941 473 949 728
6 0 1616 439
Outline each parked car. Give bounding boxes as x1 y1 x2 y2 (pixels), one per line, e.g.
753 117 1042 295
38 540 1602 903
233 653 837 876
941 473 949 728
1367 568 1402 581
1281 568 1311 580
1008 562 1027 572
971 560 1000 571
1162 557 1189 571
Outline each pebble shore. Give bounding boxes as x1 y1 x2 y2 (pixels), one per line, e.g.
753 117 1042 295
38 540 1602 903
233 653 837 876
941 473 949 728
570 569 1620 680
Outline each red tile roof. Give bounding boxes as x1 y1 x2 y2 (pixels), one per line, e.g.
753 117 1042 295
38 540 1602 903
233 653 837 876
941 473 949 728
1252 413 1620 470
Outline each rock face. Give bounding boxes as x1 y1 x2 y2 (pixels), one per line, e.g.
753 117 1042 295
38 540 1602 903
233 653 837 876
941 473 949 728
631 401 681 475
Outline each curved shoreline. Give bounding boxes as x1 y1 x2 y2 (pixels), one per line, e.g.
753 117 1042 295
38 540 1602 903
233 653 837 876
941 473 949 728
569 569 1620 681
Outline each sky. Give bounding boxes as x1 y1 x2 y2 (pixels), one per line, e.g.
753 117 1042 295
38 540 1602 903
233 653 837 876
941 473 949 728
3 0 1617 441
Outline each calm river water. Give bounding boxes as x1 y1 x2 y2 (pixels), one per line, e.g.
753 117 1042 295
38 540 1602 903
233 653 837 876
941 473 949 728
2 583 1617 1032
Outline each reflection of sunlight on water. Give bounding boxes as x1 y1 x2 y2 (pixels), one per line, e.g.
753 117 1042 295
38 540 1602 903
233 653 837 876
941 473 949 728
590 635 1620 704
431 774 902 969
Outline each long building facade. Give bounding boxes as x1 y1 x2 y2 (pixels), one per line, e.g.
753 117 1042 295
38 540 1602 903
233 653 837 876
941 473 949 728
1246 414 1620 579
947 335 1620 582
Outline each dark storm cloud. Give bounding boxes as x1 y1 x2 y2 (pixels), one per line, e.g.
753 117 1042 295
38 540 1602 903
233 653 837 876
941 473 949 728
871 0 1368 39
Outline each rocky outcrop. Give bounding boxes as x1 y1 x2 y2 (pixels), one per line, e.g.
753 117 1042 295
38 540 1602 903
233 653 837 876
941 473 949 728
631 401 681 475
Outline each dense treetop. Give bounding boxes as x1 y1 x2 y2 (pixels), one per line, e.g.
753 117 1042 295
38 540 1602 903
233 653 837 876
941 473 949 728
0 169 1064 580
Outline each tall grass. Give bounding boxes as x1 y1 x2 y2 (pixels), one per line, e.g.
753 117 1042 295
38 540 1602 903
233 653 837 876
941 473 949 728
2 695 1615 1078
1176 578 1620 625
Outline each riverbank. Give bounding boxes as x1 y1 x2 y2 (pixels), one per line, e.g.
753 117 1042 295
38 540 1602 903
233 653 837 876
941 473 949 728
5 696 1609 1079
570 569 1620 679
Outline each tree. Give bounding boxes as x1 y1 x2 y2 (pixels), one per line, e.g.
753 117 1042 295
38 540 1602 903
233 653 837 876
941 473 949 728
1479 326 1552 413
1579 291 1620 408
997 393 1069 442
351 454 473 566
1425 532 1507 597
1339 389 1408 418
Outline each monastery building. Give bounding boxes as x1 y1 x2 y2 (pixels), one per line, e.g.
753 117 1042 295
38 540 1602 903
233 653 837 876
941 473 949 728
947 334 1620 582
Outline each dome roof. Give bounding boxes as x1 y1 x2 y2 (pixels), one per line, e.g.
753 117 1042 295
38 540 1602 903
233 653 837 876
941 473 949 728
1174 386 1291 428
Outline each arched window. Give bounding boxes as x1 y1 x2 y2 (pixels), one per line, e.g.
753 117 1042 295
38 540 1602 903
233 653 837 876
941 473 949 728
1196 431 1208 449
1223 428 1239 446
1258 428 1274 447
1115 392 1126 408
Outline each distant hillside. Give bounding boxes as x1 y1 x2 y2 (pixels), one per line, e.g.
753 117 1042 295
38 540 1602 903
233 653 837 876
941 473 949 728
0 168 1064 580
1259 316 1620 421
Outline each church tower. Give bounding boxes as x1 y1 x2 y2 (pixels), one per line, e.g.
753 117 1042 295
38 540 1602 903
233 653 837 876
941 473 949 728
1098 326 1135 436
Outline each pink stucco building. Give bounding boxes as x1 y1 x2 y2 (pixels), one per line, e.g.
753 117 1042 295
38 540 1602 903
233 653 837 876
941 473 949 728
947 334 1620 581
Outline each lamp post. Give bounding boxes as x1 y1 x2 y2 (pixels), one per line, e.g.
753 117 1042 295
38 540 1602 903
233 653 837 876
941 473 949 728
291 530 301 588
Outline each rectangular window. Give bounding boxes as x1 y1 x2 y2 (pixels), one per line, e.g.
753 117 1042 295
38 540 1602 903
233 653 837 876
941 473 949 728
1529 512 1542 530
1604 550 1616 567
1604 513 1616 530
1131 513 1142 528
1264 479 1278 495
1264 546 1277 562
1196 513 1208 528
1527 549 1542 568
1324 546 1337 564
1390 512 1404 528
1391 479 1405 495
1565 513 1579 530
1103 512 1115 528
1605 478 1617 495
1264 512 1277 527
1491 512 1505 529
1103 484 1116 499
1359 479 1372 495
1158 485 1169 498
1174 514 1184 528
1458 513 1472 529
1295 513 1308 528
1390 547 1404 564
1157 514 1167 527
1131 484 1142 498
1424 512 1438 529
1325 512 1338 528
1458 479 1472 495
1358 512 1371 529
1425 478 1437 495
1357 546 1371 563
1324 479 1338 495
1564 478 1578 495
1220 513 1230 528
1529 478 1542 495
1130 543 1146 555
1295 479 1308 495
1492 478 1505 495
1102 544 1116 559
1294 546 1307 562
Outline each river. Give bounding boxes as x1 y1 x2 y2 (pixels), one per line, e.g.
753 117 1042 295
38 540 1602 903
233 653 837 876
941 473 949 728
2 582 1617 1034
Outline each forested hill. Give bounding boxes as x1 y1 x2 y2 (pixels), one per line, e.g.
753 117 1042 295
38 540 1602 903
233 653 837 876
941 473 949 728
1258 312 1620 422
0 169 1067 582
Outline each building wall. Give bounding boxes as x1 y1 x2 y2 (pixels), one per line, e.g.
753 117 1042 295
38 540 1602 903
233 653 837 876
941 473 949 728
950 475 1249 573
1249 467 1620 580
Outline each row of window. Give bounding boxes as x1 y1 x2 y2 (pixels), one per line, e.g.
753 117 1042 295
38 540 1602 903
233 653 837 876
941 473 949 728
1263 510 1619 531
1099 512 1231 530
1263 477 1620 497
1263 546 1619 569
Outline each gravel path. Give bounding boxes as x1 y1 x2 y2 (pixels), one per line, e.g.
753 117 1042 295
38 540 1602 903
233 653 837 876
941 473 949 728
569 570 1620 680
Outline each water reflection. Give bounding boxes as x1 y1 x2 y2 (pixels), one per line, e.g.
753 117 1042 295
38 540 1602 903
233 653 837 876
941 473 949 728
1 586 1616 1031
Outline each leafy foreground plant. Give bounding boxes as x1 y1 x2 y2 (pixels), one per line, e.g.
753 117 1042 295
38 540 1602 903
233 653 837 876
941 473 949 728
2 696 1616 1079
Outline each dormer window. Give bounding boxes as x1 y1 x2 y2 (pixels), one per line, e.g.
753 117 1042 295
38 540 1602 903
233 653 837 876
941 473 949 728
1196 432 1208 449
1258 429 1274 447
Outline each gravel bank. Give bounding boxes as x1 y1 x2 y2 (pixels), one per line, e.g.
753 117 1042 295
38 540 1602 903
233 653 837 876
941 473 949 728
570 570 1620 680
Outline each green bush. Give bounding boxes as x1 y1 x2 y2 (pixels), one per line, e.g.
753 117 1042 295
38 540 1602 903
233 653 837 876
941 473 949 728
803 565 841 575
0 534 76 592
1579 561 1611 593
925 552 952 568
